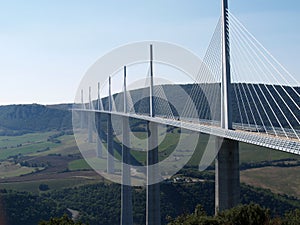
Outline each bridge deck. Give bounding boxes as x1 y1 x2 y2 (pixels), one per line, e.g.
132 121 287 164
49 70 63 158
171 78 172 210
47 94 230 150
75 109 300 155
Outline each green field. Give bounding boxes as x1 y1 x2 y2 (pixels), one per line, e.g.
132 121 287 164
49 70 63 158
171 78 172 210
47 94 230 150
0 132 56 148
68 159 91 170
0 142 60 160
29 134 79 157
0 131 61 160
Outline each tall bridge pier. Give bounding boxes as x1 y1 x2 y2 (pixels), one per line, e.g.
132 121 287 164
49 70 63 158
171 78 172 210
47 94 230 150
215 138 240 212
146 122 160 225
215 0 240 214
95 112 102 158
146 44 161 225
121 66 133 225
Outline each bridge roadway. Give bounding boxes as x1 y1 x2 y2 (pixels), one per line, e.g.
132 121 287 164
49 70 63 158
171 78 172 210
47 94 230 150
78 109 300 155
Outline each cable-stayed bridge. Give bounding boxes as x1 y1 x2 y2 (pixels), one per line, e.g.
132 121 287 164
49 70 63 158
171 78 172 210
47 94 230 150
72 0 300 224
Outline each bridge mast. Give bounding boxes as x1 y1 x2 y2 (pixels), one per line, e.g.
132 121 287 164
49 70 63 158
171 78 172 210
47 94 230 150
80 89 84 129
97 82 101 111
88 86 93 143
215 0 240 213
221 0 232 129
96 82 102 158
107 76 114 174
146 44 161 225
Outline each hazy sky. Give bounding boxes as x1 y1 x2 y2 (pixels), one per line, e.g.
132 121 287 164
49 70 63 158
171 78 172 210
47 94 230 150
0 0 299 105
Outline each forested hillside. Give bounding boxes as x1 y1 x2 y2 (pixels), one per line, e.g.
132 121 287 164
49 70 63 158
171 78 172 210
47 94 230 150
1 178 300 225
0 104 72 135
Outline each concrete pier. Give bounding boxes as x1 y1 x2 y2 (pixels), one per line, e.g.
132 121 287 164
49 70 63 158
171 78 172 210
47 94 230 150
215 137 240 213
121 116 133 225
88 111 93 143
146 121 160 225
107 113 114 174
121 66 133 225
96 112 102 158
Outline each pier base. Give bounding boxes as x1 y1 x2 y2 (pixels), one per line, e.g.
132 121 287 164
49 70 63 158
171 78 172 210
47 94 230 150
146 122 160 225
215 137 240 214
121 116 133 225
96 112 102 158
107 114 114 174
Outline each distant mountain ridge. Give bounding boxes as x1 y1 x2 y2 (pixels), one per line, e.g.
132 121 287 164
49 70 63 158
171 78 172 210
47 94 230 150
0 104 72 135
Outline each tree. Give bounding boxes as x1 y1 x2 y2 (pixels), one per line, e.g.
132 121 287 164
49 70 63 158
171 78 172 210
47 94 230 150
39 214 86 225
282 209 300 225
39 184 50 191
168 203 273 225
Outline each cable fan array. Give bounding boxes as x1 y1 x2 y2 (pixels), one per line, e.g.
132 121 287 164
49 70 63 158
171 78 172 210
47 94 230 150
92 10 299 145
228 11 300 140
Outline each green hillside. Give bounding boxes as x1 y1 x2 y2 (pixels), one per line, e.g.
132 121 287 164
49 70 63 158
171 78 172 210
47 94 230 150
0 104 72 135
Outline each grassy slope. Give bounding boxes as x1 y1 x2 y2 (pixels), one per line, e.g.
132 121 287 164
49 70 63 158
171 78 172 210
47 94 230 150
238 142 300 199
0 161 39 178
241 166 300 199
239 141 300 163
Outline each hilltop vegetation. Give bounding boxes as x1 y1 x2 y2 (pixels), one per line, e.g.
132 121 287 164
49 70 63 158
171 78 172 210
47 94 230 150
168 203 300 225
39 214 86 225
0 104 72 135
39 204 300 225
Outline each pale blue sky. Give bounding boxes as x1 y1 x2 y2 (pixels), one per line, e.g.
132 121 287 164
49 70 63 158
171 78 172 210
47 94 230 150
0 0 299 105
